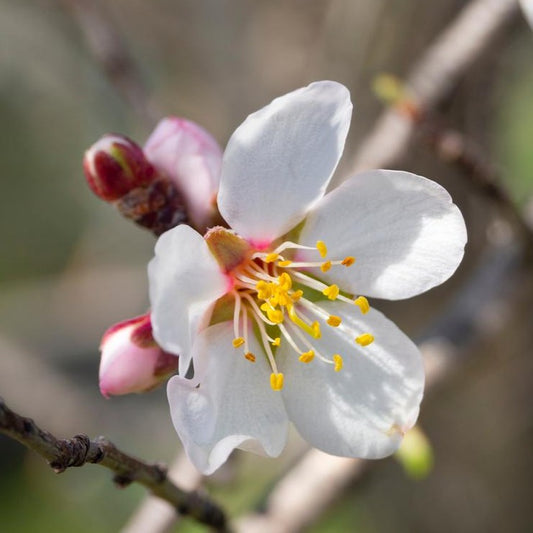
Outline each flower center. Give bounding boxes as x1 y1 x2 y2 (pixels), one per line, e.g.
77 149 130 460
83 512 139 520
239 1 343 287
224 237 374 391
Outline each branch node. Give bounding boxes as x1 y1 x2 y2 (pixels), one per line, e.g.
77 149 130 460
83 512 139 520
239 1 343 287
113 474 134 488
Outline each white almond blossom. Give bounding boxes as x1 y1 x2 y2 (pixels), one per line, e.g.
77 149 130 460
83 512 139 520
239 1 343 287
148 81 467 474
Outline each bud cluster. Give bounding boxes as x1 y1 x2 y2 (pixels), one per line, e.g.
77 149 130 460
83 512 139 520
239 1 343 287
83 118 223 234
87 117 224 397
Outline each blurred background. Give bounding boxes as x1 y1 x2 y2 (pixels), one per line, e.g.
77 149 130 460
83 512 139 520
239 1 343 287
1 0 532 531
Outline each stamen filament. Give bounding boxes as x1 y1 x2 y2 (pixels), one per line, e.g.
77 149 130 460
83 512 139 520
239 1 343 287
287 304 320 338
233 291 242 340
253 312 281 375
278 323 305 355
241 293 277 326
271 241 316 255
285 321 330 365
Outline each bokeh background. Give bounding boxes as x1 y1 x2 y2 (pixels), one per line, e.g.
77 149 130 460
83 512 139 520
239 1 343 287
1 0 533 531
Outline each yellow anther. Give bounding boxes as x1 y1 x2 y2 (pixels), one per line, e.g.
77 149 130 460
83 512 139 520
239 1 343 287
278 272 292 290
312 321 322 339
256 280 271 300
354 296 370 314
342 256 356 267
270 372 284 391
268 295 280 307
316 240 328 258
278 260 292 267
291 290 303 301
322 284 340 300
299 350 315 363
277 292 292 307
272 337 281 347
356 333 374 346
327 315 342 327
265 253 279 263
266 308 284 324
260 302 269 312
244 352 256 362
232 337 245 348
333 354 343 372
320 261 332 272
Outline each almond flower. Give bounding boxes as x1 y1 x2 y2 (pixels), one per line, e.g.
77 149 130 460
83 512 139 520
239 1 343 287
148 81 467 474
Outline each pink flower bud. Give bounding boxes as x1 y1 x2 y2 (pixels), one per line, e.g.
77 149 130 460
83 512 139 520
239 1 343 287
84 134 157 201
99 314 178 397
144 117 223 232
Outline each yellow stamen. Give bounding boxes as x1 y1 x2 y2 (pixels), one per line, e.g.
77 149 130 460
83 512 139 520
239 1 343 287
278 272 292 291
265 253 279 263
299 350 315 363
316 240 328 258
312 321 322 339
266 308 284 324
354 296 370 314
271 337 281 347
244 352 256 362
327 315 342 327
291 290 303 301
356 333 374 346
287 305 320 338
322 284 340 300
270 372 284 390
320 261 332 272
278 260 292 267
342 256 355 267
232 337 245 348
333 354 343 372
256 280 271 300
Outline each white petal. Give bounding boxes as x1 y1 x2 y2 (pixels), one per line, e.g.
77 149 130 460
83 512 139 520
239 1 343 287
297 170 467 299
167 321 289 474
148 225 227 374
278 301 424 458
218 81 352 245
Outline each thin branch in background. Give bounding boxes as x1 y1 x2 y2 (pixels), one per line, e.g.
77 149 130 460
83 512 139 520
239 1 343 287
61 0 161 126
0 398 229 533
351 0 519 172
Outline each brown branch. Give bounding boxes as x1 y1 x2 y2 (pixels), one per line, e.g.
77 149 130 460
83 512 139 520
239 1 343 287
61 0 160 126
0 397 229 532
350 0 519 172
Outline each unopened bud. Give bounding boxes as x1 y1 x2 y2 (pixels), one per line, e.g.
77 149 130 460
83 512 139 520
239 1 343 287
84 134 156 201
99 313 178 397
144 117 223 232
